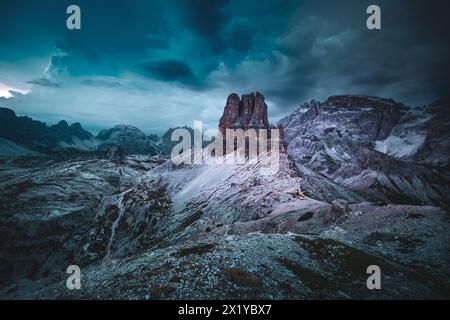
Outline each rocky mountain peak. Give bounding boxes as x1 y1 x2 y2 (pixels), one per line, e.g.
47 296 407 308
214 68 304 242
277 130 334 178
54 120 69 128
0 107 17 118
70 122 82 130
50 119 92 143
279 95 407 142
323 95 407 111
97 125 146 141
219 92 270 135
96 124 158 156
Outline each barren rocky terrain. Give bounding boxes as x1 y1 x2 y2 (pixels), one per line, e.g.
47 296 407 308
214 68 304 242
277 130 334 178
0 93 449 299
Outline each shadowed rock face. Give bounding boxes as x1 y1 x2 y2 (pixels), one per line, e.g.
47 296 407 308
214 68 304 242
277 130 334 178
50 120 94 144
219 92 270 135
0 108 94 151
0 107 58 149
0 108 168 156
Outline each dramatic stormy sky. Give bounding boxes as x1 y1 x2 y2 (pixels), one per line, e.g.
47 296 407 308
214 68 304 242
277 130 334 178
0 0 449 134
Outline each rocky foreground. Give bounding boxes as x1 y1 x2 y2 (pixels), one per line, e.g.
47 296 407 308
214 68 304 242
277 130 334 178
0 94 449 299
0 152 449 299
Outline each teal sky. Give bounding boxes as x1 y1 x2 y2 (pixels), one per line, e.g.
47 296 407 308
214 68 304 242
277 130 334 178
0 0 449 134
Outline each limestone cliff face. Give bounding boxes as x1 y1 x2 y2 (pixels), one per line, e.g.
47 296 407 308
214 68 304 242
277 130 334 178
218 92 286 154
219 92 270 135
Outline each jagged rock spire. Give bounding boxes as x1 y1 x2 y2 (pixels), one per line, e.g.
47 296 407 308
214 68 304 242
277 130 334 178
219 92 270 135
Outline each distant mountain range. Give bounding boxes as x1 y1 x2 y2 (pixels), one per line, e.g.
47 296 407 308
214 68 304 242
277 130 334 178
0 107 176 157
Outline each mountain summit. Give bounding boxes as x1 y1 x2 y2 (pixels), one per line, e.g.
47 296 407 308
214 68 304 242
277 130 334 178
219 92 270 135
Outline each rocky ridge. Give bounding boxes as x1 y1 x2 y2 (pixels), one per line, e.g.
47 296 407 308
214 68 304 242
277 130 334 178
278 95 450 208
0 107 167 157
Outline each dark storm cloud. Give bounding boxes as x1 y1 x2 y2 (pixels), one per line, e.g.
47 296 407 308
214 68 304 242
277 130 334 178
258 0 450 109
181 0 229 43
223 18 254 53
1 0 449 130
27 78 60 88
141 60 195 82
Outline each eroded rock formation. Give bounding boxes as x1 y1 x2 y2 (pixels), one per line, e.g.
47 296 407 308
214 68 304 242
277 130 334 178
219 92 270 135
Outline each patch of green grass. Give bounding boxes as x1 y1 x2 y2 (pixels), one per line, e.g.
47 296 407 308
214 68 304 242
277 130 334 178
292 236 391 277
146 262 173 278
223 268 261 288
277 258 332 292
408 213 424 219
147 269 161 277
177 243 215 257
151 286 175 299
170 275 183 283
